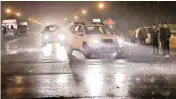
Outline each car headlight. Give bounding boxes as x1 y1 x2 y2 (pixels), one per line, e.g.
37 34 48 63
92 39 100 44
58 34 66 40
44 35 49 40
117 38 124 47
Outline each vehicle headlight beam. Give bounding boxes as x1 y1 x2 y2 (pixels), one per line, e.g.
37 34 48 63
44 35 49 40
58 34 66 40
92 39 100 44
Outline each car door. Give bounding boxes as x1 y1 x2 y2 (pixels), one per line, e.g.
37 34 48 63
69 25 80 48
76 25 85 49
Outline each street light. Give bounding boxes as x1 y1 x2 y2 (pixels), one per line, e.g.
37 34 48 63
6 8 11 14
82 9 87 15
16 12 21 17
74 16 78 20
98 2 105 9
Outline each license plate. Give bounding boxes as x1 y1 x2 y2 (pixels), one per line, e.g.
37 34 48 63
97 45 117 52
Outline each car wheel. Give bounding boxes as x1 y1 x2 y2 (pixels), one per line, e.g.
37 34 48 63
66 43 73 59
114 50 124 59
82 43 92 59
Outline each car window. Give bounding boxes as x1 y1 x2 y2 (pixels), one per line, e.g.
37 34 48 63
73 25 80 34
43 26 60 32
78 26 84 33
103 27 112 35
69 25 74 31
84 26 113 35
77 26 84 36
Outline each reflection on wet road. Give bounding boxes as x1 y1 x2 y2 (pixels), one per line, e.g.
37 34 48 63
2 31 176 99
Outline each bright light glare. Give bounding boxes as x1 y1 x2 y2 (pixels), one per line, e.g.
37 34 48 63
110 25 113 28
64 18 67 20
115 72 129 95
92 40 100 44
16 12 21 17
98 2 105 9
9 50 18 54
56 45 68 61
74 16 78 20
44 35 49 40
92 19 101 23
86 67 103 96
57 75 68 83
118 38 124 43
42 44 51 56
112 52 117 57
118 38 124 47
15 76 23 84
6 8 11 14
58 34 66 40
82 9 87 14
115 72 125 86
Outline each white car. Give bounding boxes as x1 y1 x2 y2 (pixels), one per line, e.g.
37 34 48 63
41 25 66 46
66 22 124 59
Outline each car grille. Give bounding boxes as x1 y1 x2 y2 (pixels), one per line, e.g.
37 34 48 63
101 39 113 43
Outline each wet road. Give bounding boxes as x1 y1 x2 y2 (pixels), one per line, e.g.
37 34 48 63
2 30 176 99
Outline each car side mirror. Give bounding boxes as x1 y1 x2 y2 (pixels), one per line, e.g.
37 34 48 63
77 32 83 36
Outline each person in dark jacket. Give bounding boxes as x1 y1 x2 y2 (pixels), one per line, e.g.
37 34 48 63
138 27 147 45
159 23 171 57
151 24 159 55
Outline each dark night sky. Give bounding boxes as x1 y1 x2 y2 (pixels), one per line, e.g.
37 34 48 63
1 1 176 31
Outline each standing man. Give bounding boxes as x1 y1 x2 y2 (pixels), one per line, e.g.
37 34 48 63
159 23 171 57
127 28 136 43
151 24 159 55
138 27 147 45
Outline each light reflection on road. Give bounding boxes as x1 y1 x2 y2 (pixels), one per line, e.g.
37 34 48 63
42 44 52 56
56 44 68 61
86 65 103 96
42 43 68 61
57 75 68 84
115 72 125 87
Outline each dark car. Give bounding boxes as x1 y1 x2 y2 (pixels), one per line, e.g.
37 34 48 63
18 25 28 34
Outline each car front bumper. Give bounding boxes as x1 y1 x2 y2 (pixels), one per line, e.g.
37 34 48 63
42 38 66 46
88 43 124 55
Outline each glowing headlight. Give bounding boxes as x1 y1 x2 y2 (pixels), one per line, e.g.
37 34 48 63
44 35 49 40
92 40 100 44
58 34 66 40
118 38 124 43
117 38 124 47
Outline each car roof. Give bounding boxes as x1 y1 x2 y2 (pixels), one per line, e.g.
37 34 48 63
84 24 104 27
73 22 104 26
45 25 60 28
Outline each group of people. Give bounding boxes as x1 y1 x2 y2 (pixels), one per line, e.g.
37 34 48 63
151 23 171 57
2 25 18 39
138 23 171 57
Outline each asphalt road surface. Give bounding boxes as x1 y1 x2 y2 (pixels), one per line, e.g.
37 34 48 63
2 30 176 99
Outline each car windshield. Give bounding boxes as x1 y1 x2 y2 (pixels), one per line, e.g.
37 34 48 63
44 25 60 32
18 25 27 28
84 26 113 35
